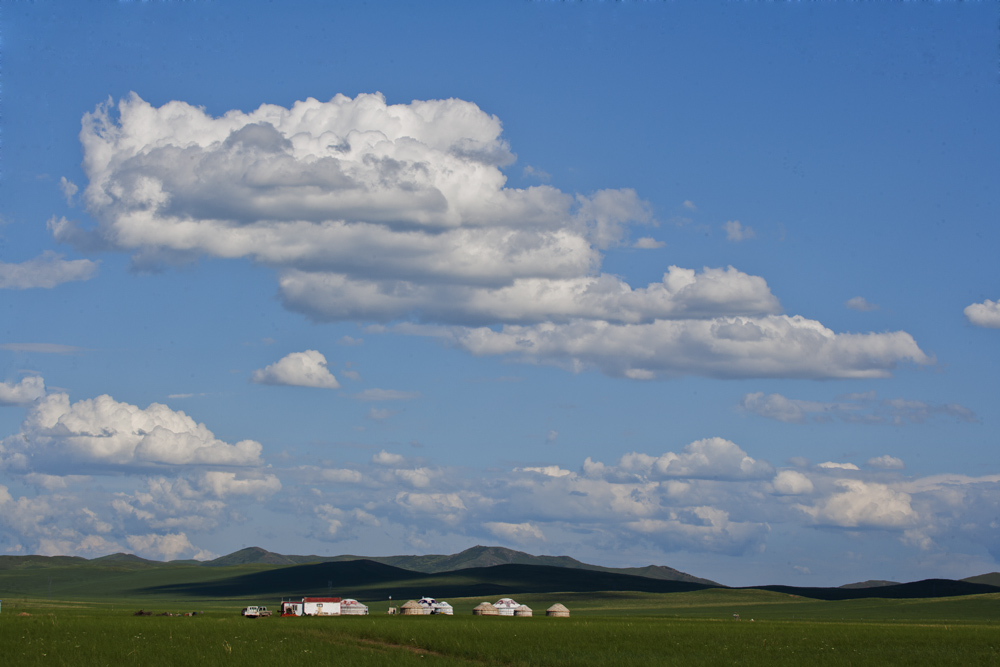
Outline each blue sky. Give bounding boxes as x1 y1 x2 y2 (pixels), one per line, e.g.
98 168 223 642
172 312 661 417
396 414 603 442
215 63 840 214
0 1 998 587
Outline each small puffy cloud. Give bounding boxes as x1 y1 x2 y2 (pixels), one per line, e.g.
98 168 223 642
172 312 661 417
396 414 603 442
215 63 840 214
0 376 46 406
522 165 551 181
196 471 281 499
484 521 545 543
2 392 264 470
354 388 420 401
0 251 97 289
846 296 879 312
60 177 79 204
772 470 814 495
723 220 755 242
964 299 1000 328
653 437 773 480
818 462 860 471
633 237 665 249
682 200 697 211
546 430 559 444
372 450 406 467
251 350 339 389
868 455 904 470
517 465 572 478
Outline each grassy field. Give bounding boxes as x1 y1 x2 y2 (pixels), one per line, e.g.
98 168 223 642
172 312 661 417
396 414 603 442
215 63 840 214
2 591 1000 666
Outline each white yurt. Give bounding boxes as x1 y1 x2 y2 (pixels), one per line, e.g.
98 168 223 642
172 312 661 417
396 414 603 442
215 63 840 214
473 602 499 616
546 603 570 617
340 599 369 615
514 604 533 617
431 600 454 615
494 598 520 616
416 597 455 616
401 600 424 615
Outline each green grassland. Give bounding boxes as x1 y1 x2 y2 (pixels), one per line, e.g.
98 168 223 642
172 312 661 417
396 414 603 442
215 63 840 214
3 555 1000 665
2 596 1000 667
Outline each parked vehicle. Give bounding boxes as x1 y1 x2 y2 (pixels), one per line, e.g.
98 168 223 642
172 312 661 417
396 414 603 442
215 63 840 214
241 605 271 618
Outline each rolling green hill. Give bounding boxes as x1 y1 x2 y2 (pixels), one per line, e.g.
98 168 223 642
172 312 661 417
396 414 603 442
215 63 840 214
2 547 998 605
199 544 718 585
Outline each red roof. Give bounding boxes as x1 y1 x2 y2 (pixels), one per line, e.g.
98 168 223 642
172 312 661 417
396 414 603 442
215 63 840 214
303 597 341 603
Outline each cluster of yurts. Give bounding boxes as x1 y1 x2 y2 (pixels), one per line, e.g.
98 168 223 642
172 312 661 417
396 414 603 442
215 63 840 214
397 597 569 617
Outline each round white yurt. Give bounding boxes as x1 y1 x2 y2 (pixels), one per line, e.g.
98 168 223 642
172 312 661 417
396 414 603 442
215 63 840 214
473 602 499 616
340 599 369 615
494 598 520 616
514 604 533 617
432 600 454 615
546 603 570 617
401 600 424 615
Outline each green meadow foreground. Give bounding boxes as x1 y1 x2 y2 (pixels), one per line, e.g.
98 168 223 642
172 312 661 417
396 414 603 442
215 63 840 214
3 591 1000 666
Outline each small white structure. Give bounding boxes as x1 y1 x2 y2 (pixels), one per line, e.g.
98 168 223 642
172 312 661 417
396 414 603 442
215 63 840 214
302 597 341 616
340 599 369 615
417 597 454 615
280 601 303 616
494 598 520 616
514 604 532 617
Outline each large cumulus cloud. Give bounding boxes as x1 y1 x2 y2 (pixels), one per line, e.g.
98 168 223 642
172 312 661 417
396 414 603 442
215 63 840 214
2 393 264 470
55 92 930 379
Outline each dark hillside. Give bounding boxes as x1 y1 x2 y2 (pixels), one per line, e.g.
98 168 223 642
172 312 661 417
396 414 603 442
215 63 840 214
205 547 306 567
344 545 718 585
145 559 428 598
89 553 159 567
755 578 1000 601
839 579 900 589
142 560 718 601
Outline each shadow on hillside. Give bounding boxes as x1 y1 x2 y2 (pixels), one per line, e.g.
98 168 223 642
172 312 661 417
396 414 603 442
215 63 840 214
141 560 716 600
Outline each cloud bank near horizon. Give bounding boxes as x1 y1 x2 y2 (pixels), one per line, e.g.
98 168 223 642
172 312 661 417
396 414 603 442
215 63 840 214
1 387 998 571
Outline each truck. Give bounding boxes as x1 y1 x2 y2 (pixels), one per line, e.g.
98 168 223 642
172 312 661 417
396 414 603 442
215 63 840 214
240 605 272 618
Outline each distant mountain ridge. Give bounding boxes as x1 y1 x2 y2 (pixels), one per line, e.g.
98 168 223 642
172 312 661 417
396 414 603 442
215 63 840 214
203 545 719 586
2 548 999 602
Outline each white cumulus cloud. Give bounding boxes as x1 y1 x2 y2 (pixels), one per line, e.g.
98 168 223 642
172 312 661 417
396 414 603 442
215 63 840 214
1 393 264 470
0 251 97 289
251 350 339 389
846 296 879 312
723 220 755 242
0 376 46 406
484 521 545 543
55 92 930 381
964 299 1000 328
